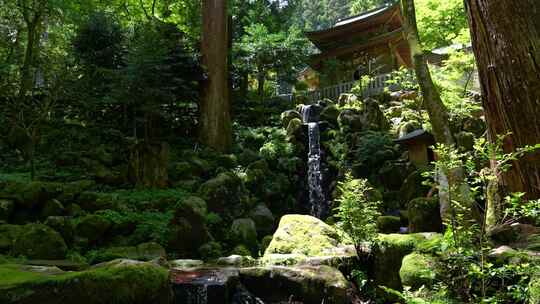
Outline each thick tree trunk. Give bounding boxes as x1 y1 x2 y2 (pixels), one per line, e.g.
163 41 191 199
199 0 232 152
465 0 540 200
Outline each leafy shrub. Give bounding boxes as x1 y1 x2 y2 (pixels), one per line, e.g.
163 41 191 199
334 174 381 247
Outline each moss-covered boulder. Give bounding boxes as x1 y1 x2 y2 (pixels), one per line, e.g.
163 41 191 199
338 109 363 132
286 118 303 139
45 216 75 245
265 215 346 257
320 104 340 126
240 265 350 304
0 224 23 253
12 224 67 259
41 199 65 218
1 181 63 209
75 214 112 245
230 218 258 252
377 216 402 233
169 196 210 257
408 197 443 233
198 172 247 217
359 98 390 131
198 241 223 261
0 259 170 304
281 110 302 128
372 233 441 292
399 253 437 289
248 203 275 236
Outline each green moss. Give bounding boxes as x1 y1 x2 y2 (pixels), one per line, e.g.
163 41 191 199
530 273 540 304
265 215 344 257
0 260 169 304
399 253 437 289
377 216 401 233
0 264 50 287
373 233 442 292
12 224 68 260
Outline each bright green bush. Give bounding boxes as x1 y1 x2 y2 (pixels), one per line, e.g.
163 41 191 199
334 174 381 246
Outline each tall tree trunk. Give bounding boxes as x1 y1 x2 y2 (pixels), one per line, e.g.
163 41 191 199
401 0 473 222
465 0 540 200
400 0 454 146
18 20 38 102
200 0 232 152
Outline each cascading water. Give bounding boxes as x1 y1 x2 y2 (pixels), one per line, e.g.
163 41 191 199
301 105 326 218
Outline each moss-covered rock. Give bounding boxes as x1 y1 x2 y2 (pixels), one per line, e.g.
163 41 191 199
399 253 437 289
198 172 247 218
338 109 363 132
44 216 75 245
12 224 67 259
377 216 402 233
198 241 223 261
281 110 302 128
230 218 258 252
169 196 210 257
286 118 303 139
264 215 346 257
0 224 23 253
75 214 112 245
41 199 65 218
239 265 350 304
249 204 275 236
408 197 443 233
372 233 441 292
1 181 63 209
0 259 170 304
320 104 340 126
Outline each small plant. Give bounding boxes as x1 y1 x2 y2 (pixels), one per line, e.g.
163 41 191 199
334 173 381 250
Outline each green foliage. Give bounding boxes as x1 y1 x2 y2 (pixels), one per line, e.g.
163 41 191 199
198 241 223 261
334 174 381 246
350 0 390 15
98 209 174 246
234 23 309 97
415 0 470 50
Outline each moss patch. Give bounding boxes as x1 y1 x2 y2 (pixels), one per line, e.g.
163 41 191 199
0 260 170 304
399 253 437 289
264 214 344 257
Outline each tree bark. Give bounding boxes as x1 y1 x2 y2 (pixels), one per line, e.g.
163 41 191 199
400 0 454 146
465 0 540 200
400 0 475 222
200 0 232 152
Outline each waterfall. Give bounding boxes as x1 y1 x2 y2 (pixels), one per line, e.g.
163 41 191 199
301 105 326 218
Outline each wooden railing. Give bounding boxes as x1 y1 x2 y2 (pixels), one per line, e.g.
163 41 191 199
271 71 416 103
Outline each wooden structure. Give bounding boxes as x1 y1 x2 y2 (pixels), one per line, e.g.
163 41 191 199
394 129 435 167
304 2 412 89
